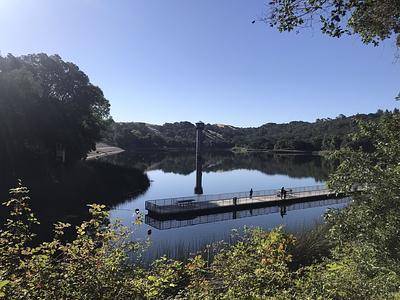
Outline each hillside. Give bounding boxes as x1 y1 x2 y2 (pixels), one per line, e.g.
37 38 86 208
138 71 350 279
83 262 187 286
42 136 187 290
103 111 388 152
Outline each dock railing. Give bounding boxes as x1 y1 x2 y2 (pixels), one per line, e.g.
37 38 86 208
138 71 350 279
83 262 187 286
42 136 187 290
145 185 331 215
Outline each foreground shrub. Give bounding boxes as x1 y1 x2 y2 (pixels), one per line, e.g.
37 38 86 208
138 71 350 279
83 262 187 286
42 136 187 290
0 183 180 299
2 180 400 299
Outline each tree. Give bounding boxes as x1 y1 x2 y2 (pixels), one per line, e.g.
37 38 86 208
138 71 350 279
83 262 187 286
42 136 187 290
266 0 400 47
0 54 111 164
266 3 400 296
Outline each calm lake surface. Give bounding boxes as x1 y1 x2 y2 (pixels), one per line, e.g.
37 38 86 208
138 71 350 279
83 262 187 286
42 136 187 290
106 151 347 261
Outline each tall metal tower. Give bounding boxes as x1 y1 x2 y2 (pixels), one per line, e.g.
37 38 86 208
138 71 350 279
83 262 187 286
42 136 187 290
194 121 205 194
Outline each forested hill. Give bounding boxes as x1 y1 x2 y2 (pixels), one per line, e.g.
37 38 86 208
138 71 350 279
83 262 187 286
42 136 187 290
103 111 390 152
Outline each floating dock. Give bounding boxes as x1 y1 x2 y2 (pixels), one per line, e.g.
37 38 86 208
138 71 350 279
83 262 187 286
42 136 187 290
145 197 349 230
145 185 346 217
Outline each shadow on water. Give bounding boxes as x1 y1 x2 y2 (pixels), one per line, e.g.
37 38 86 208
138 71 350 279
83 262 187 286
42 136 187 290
0 159 150 241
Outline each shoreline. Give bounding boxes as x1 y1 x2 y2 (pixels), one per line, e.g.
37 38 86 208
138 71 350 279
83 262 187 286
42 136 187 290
112 147 323 156
86 144 125 160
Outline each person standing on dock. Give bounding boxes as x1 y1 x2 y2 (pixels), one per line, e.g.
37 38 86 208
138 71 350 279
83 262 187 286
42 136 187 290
233 197 238 206
280 187 285 199
249 188 253 199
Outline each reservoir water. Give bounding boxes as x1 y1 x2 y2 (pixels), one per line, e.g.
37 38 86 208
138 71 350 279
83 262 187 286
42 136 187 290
106 151 347 261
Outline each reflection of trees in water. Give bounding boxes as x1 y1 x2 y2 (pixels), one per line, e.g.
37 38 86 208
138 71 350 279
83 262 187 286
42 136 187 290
106 151 334 182
204 153 333 182
104 151 196 175
0 160 150 242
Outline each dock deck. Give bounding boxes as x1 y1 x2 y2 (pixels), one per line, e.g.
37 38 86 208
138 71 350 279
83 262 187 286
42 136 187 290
145 185 345 216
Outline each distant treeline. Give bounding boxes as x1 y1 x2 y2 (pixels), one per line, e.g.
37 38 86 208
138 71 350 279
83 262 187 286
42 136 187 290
0 54 390 158
103 111 392 152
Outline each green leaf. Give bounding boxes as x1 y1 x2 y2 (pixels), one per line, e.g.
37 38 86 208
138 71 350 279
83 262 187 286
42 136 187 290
326 263 343 271
0 281 9 298
0 281 9 289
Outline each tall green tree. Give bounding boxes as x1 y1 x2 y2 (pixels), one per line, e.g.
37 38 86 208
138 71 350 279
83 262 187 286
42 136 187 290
328 111 400 257
0 54 111 164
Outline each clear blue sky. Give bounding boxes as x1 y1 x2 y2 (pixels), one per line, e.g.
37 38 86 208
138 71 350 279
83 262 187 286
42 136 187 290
0 0 399 127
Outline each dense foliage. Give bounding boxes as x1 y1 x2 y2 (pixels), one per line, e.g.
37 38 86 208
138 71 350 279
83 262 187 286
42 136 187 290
0 187 297 299
327 111 400 266
0 54 111 165
104 111 385 152
266 0 400 47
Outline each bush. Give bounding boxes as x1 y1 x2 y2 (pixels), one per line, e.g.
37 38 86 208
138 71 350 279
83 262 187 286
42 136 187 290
2 179 400 299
